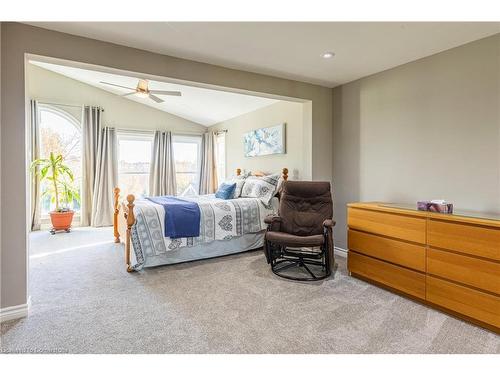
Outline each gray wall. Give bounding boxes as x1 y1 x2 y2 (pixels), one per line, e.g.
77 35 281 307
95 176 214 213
333 34 500 249
0 23 332 309
0 23 2 308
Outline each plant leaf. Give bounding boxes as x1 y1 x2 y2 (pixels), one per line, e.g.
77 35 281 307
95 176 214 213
40 165 50 179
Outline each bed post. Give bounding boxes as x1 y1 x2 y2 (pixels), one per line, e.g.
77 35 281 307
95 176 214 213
282 168 288 181
126 194 136 273
236 168 241 176
113 187 120 243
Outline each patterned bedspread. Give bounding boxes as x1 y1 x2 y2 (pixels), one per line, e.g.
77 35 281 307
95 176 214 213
130 194 278 269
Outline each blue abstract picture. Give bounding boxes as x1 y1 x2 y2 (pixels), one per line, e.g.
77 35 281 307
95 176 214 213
244 123 286 157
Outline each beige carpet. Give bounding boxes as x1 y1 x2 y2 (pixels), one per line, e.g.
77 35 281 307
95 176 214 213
1 227 499 354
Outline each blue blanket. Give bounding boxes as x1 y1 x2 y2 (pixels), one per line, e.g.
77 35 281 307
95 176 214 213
146 196 201 238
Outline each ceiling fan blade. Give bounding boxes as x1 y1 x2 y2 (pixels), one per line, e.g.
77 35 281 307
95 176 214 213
148 90 182 96
99 81 136 90
121 92 137 97
149 94 164 103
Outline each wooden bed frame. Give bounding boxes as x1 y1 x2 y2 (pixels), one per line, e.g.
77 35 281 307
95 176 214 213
114 168 288 272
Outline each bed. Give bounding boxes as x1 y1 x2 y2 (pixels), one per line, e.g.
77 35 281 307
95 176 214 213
113 168 288 272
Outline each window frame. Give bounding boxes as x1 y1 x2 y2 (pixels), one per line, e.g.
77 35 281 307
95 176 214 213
117 131 154 198
37 104 82 219
172 134 203 196
215 132 226 183
38 104 82 131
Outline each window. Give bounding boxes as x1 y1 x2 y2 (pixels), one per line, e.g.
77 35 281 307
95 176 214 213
215 132 226 183
173 135 202 196
118 133 153 198
39 105 81 215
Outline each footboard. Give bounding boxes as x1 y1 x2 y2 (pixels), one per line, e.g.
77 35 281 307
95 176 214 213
113 188 121 243
113 187 136 272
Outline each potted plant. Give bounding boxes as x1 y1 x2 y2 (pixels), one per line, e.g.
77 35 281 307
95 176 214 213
31 152 80 234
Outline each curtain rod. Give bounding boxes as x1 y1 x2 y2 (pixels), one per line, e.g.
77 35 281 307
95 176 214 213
36 101 223 132
37 101 105 112
112 127 206 136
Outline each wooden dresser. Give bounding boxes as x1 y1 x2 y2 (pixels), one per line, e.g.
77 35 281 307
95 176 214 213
347 202 500 333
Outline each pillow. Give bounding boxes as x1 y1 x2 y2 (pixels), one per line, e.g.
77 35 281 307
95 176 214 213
241 174 280 205
224 175 247 198
215 182 237 200
276 176 285 194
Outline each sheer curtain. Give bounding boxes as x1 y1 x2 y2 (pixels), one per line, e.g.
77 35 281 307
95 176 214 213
149 130 176 196
30 100 41 231
199 132 218 195
91 127 118 227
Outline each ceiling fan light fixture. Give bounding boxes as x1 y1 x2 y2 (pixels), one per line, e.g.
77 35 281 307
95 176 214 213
101 79 180 102
321 51 335 59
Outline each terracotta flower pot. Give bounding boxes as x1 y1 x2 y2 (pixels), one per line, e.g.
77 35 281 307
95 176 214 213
49 210 74 232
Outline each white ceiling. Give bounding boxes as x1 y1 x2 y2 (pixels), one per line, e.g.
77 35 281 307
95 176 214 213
30 61 278 126
27 22 500 87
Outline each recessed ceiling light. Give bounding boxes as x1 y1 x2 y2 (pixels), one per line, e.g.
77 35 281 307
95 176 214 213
321 52 335 59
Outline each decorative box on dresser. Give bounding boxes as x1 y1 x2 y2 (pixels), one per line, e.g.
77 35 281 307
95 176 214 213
347 202 500 333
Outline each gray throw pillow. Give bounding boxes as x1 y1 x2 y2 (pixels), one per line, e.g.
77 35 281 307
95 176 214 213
224 175 247 198
241 174 280 205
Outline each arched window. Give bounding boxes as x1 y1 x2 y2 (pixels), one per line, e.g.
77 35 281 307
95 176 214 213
38 105 82 215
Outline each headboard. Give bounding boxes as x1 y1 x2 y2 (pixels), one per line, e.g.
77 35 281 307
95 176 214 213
236 168 288 181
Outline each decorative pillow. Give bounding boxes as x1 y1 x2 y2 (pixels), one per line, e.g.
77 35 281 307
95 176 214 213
215 182 237 200
241 174 280 205
224 175 247 198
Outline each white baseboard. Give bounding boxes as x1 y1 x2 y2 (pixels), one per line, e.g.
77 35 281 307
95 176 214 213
334 246 348 258
0 297 31 323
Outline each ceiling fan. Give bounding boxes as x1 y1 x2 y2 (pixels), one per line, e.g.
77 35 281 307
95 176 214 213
99 79 181 103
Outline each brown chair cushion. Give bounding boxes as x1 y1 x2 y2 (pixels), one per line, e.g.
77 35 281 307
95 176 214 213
279 181 333 236
265 231 324 247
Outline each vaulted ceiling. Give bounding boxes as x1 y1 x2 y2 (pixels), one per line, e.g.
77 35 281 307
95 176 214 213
31 61 278 126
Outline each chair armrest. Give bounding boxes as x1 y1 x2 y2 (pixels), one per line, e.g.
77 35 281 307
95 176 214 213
265 215 282 232
323 219 336 228
264 215 282 225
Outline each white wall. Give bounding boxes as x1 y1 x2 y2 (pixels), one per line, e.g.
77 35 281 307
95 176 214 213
333 34 500 249
27 64 206 133
209 101 306 179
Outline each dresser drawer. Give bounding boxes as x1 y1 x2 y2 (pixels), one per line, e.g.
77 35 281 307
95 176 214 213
348 207 426 244
428 219 500 261
427 248 500 295
348 252 426 299
348 229 426 271
427 276 500 329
